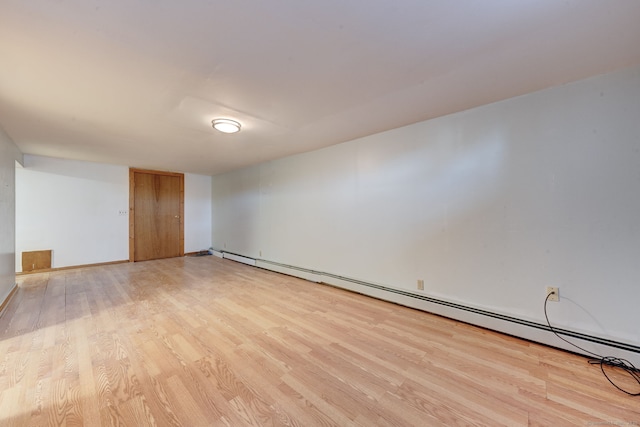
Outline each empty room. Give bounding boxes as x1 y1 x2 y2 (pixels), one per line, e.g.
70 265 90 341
1 1 639 426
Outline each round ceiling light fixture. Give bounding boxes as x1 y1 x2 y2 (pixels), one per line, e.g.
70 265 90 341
212 118 241 134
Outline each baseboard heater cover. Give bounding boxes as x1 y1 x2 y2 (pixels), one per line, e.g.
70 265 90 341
211 249 224 258
257 260 322 283
222 252 257 266
221 252 640 365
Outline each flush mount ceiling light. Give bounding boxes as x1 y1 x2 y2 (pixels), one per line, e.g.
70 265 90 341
212 118 241 134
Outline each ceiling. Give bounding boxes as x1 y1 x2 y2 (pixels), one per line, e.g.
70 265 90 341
1 1 640 176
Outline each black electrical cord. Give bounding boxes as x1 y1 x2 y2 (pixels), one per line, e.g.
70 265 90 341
544 292 640 396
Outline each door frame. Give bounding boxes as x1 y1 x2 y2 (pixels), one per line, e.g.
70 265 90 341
129 168 185 262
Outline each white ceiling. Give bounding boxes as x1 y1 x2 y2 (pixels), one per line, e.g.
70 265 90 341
1 1 640 175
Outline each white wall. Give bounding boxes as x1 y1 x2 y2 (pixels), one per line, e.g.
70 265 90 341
184 173 212 253
0 126 22 304
212 65 640 356
16 156 212 271
16 155 130 270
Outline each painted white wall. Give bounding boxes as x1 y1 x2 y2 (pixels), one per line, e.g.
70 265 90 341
184 173 212 253
16 155 130 271
212 65 640 353
0 126 22 304
16 156 213 271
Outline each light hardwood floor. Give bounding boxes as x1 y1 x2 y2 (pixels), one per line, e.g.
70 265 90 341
1 256 638 426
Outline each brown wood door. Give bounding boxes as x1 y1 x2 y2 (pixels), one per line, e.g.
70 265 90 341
130 169 184 262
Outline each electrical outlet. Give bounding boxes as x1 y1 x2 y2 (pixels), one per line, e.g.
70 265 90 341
417 279 424 290
259 250 262 257
546 286 559 302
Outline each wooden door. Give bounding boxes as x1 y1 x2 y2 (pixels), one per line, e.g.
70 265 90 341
130 169 184 262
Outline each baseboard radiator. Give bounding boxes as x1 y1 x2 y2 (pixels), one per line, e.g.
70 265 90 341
222 252 256 266
221 251 640 366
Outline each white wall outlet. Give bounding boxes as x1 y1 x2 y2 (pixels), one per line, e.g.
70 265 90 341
417 279 424 290
546 286 559 302
118 210 128 216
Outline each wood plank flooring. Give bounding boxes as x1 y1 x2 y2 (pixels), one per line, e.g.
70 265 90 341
1 256 638 426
